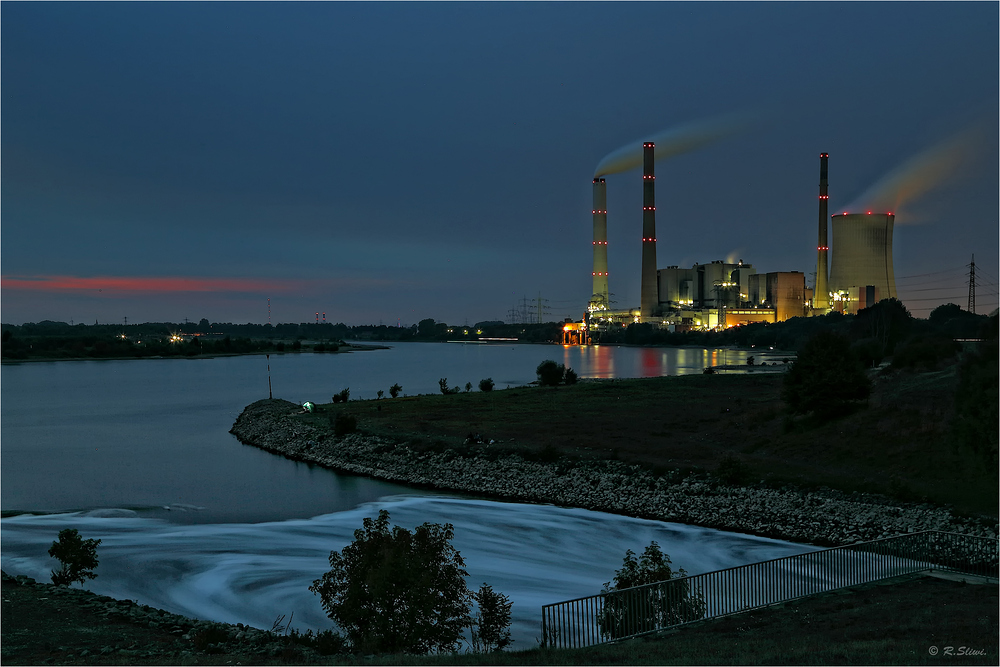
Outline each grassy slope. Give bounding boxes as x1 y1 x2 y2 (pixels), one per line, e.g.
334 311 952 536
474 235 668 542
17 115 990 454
302 366 997 516
3 574 995 665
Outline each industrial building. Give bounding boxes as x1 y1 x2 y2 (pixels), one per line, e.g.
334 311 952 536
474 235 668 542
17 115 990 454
581 146 898 336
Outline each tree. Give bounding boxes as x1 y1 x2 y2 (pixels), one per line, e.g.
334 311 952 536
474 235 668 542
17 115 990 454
439 378 460 395
953 342 998 469
598 542 705 640
782 330 870 419
309 510 472 655
389 383 402 398
536 360 565 386
478 378 495 392
48 529 101 586
470 583 512 653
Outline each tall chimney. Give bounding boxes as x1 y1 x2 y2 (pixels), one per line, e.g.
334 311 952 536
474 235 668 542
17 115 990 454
591 178 609 308
814 152 830 311
640 142 658 320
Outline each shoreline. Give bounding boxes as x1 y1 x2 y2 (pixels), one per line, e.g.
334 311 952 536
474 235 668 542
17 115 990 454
0 341 391 364
230 398 997 547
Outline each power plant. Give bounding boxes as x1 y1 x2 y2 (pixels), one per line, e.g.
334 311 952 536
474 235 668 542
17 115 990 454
827 212 897 310
581 145 901 334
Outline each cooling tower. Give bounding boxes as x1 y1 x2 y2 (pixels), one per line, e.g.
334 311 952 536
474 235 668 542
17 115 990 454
814 153 830 310
828 212 896 299
640 142 658 319
591 178 609 307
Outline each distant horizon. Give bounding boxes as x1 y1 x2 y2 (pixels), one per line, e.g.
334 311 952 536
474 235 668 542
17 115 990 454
3 3 996 326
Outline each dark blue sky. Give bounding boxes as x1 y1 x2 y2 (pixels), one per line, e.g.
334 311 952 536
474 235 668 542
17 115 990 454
3 2 997 325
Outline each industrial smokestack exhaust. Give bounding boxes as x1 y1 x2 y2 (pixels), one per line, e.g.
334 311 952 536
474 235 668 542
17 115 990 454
591 178 609 308
815 152 830 310
640 142 658 320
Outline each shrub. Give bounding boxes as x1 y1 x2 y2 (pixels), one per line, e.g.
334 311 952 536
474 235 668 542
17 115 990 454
470 583 513 653
465 382 473 392
48 529 101 586
716 452 750 485
309 510 472 654
564 368 578 385
953 342 998 469
389 383 402 398
478 378 495 392
536 360 565 386
438 378 460 395
376 390 384 400
333 413 357 437
331 388 350 403
597 542 705 640
782 331 870 419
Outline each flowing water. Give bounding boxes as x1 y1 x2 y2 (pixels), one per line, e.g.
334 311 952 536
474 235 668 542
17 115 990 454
1 342 808 647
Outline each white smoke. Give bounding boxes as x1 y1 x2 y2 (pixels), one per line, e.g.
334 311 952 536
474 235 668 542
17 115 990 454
842 123 987 219
594 112 753 177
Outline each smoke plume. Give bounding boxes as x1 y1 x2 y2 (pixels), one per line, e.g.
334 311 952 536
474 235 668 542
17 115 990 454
842 123 986 218
594 112 752 177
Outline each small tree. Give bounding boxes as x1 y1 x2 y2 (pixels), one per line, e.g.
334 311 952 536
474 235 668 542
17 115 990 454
470 583 513 653
536 360 565 387
49 529 101 586
782 330 870 419
564 368 578 385
478 378 495 392
598 542 705 640
389 383 402 398
309 510 472 655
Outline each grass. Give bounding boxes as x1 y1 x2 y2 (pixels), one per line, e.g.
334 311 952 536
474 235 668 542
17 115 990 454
4 574 995 665
300 366 997 516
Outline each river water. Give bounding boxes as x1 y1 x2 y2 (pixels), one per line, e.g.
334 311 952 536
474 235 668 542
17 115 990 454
1 342 809 647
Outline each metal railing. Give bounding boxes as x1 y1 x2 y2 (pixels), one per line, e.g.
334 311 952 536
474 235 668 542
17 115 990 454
540 530 998 649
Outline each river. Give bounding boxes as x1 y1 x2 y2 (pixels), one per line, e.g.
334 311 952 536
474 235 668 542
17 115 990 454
1 341 810 648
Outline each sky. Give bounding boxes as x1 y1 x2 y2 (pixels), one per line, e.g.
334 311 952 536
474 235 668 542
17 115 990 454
2 2 997 326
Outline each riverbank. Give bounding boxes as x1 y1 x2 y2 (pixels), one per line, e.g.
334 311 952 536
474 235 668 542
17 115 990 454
230 384 997 546
4 570 996 665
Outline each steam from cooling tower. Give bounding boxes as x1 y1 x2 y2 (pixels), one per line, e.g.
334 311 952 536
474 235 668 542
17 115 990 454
843 123 986 218
594 112 753 177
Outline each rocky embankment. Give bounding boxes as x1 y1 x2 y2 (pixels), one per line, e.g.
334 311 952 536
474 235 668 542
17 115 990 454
231 399 997 546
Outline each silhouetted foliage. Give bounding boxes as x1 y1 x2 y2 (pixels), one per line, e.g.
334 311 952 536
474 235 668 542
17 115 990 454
782 331 870 419
333 413 358 437
309 510 472 655
478 378 494 392
891 335 961 371
48 529 100 586
389 383 402 398
470 584 513 653
439 378 460 395
852 298 913 358
564 367 579 385
953 342 999 469
536 360 565 386
597 542 705 640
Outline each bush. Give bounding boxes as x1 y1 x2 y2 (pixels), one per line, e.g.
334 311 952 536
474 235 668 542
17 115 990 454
439 378 460 395
389 383 402 398
478 378 495 392
331 388 350 403
309 510 472 654
782 331 870 419
333 413 357 437
48 529 100 586
597 542 705 640
536 360 565 386
953 342 998 469
564 368 578 385
470 583 513 653
890 335 961 371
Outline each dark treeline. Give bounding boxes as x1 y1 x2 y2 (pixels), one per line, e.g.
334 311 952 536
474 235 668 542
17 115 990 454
0 318 563 360
599 301 996 369
2 303 993 363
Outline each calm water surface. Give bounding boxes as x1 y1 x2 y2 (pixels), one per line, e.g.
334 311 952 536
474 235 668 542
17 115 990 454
2 342 809 646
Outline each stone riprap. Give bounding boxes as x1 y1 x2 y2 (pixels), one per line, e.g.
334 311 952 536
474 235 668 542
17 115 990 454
231 398 997 546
